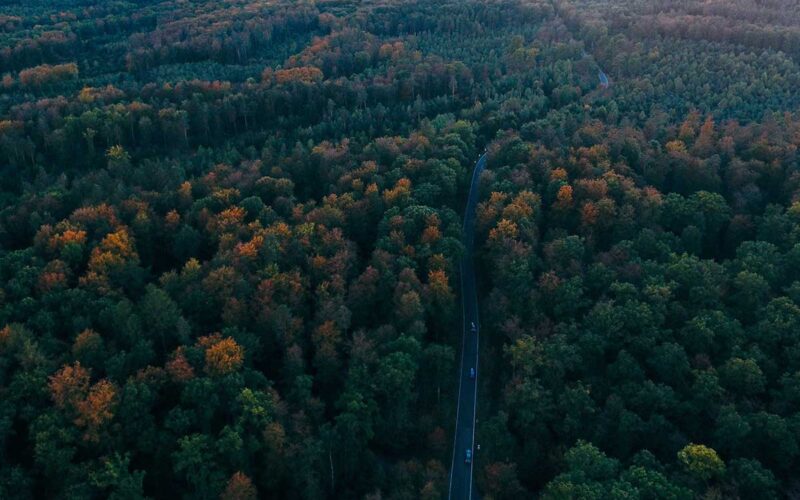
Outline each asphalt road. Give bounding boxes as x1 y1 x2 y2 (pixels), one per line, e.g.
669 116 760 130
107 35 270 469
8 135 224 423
598 69 610 88
448 152 487 500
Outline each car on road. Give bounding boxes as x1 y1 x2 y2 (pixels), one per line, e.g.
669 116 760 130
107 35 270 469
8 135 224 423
470 321 476 333
465 449 472 464
469 367 476 379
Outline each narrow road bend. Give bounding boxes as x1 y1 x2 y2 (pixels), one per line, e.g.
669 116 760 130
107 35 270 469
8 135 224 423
448 152 487 500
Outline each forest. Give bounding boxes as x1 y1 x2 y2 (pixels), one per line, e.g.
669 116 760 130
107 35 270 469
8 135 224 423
1 0 800 498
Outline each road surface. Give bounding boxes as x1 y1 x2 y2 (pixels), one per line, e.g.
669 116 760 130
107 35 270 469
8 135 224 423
448 152 487 500
598 69 610 88
582 50 610 89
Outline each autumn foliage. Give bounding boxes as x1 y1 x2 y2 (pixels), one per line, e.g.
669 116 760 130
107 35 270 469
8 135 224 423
3 0 800 498
201 335 245 376
18 62 78 88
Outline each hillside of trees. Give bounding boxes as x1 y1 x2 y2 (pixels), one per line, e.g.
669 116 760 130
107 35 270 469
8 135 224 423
2 0 800 498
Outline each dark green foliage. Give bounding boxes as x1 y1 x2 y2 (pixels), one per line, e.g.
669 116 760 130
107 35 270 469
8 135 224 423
2 0 800 498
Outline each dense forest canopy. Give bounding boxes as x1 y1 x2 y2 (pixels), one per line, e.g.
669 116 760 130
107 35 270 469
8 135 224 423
1 0 800 498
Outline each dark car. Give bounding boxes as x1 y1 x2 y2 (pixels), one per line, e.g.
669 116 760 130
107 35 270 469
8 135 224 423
465 449 472 464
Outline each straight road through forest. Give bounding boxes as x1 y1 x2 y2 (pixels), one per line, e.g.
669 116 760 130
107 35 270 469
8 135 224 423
448 152 487 500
